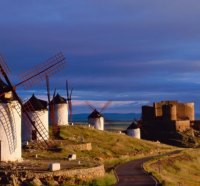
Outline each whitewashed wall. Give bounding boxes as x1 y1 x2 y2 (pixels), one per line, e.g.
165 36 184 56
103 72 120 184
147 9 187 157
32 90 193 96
22 110 48 141
53 104 68 126
0 101 22 162
88 117 104 130
127 128 141 139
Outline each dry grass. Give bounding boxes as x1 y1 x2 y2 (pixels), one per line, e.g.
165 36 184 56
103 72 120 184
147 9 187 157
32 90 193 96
144 149 200 186
23 125 174 168
20 125 178 185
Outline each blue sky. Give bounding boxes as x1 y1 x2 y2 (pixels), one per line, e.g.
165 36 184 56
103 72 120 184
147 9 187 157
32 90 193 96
1 1 200 114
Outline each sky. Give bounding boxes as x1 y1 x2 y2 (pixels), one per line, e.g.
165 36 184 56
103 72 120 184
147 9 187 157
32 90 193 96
1 0 200 114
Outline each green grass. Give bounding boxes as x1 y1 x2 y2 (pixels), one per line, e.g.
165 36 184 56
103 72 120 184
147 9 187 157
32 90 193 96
58 172 116 186
144 149 200 186
59 125 174 165
22 125 175 185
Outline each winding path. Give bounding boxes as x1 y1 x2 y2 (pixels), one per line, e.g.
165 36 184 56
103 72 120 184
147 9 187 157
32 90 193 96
115 157 157 186
115 150 181 186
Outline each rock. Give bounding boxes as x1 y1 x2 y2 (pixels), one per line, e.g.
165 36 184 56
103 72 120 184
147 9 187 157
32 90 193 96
48 163 61 171
10 174 19 186
67 154 76 161
31 178 42 186
47 180 59 185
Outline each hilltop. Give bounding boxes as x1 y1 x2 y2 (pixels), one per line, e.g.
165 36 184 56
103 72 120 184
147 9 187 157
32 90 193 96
19 125 175 186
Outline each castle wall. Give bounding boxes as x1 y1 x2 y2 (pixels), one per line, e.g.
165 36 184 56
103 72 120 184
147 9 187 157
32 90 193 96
154 100 178 118
142 100 194 133
174 120 190 132
162 104 177 121
177 103 194 121
142 106 154 121
154 102 163 117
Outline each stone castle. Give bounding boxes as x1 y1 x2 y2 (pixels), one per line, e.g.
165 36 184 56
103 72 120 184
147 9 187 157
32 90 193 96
142 100 194 132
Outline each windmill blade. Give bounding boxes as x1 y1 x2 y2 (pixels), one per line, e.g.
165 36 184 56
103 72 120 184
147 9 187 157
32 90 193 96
68 99 72 122
49 87 56 121
0 62 53 149
46 75 51 105
50 89 56 124
66 80 73 123
85 101 96 111
0 54 10 74
66 80 69 99
69 88 73 120
69 87 73 100
17 52 66 89
100 101 112 113
51 88 59 137
52 88 56 98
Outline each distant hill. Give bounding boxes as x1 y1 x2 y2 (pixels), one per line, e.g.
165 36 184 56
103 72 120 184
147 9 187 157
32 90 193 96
72 113 141 122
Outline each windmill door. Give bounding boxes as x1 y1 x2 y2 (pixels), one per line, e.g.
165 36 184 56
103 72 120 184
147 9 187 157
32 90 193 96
32 130 37 140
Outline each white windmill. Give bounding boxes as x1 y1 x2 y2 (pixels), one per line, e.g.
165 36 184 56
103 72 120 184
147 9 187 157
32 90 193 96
0 78 22 161
0 52 66 161
22 94 48 141
50 93 68 126
87 101 112 131
126 120 141 139
46 77 73 128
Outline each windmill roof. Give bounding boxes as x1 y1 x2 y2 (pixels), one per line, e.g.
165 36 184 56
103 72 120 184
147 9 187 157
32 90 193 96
51 93 66 104
24 94 47 111
127 121 139 130
88 109 103 118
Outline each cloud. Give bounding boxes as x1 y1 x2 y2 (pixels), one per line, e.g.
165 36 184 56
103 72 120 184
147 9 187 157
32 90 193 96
1 1 200 114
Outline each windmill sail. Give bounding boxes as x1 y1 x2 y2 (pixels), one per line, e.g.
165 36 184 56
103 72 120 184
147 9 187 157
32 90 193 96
17 52 66 89
66 80 73 123
0 52 66 149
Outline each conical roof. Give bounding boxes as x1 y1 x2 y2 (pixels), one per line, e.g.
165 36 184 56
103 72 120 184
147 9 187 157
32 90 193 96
50 93 66 104
88 109 103 119
24 94 47 111
127 121 139 130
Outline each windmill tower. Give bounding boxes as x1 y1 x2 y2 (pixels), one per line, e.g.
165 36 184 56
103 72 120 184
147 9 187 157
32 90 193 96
50 93 68 126
0 78 22 161
0 52 66 161
87 101 111 131
22 94 48 141
88 109 104 130
126 120 141 139
46 77 73 127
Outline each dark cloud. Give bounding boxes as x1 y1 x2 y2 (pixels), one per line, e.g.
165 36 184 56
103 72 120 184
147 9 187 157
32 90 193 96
1 1 200 114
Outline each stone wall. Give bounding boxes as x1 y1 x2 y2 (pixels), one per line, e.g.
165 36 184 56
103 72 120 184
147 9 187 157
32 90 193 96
177 103 194 121
68 143 92 151
175 120 190 132
28 164 105 181
0 165 105 185
142 106 154 121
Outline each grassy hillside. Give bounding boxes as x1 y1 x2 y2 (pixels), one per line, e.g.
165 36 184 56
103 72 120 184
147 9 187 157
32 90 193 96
144 149 200 186
22 125 175 186
24 125 174 166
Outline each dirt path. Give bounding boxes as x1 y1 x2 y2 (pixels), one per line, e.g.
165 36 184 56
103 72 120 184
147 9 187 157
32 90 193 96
115 157 157 186
115 150 181 186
